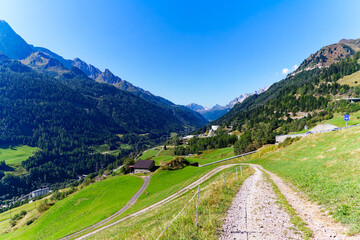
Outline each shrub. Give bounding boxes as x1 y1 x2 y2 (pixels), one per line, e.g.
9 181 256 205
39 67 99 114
51 190 62 201
160 157 190 170
26 219 34 225
20 210 27 216
9 220 16 227
279 137 301 148
37 200 50 213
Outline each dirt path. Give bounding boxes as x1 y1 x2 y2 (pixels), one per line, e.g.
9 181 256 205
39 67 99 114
257 164 359 240
75 164 237 239
220 166 302 240
221 164 359 240
60 176 151 240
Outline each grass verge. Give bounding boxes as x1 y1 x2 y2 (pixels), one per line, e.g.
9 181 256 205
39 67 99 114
249 126 360 234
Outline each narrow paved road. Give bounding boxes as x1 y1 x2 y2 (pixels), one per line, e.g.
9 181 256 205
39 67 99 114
220 166 302 240
60 176 151 240
75 164 237 239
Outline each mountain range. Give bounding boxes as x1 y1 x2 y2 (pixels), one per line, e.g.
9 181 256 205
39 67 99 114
0 20 207 131
186 86 270 121
0 20 209 199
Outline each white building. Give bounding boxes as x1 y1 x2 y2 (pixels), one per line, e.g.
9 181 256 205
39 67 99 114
211 125 220 131
182 135 195 140
31 188 50 198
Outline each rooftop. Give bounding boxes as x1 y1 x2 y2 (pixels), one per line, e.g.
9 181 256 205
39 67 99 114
133 160 154 169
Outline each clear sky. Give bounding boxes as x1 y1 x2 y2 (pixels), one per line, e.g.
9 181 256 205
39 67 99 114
1 0 360 107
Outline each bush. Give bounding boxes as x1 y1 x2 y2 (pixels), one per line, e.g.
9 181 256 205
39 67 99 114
51 190 62 201
160 157 190 170
20 210 27 216
278 137 301 148
9 220 16 227
37 200 50 213
26 219 34 225
82 177 95 187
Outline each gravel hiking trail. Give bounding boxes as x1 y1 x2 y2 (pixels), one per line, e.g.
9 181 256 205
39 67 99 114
220 166 302 240
258 164 359 240
221 165 359 240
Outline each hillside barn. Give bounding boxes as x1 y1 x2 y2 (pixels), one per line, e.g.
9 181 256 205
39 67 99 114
132 160 155 174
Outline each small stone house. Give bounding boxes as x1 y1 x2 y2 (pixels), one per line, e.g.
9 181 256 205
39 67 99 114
132 160 155 174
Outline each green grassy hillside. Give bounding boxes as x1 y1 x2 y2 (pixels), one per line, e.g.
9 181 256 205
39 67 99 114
114 165 215 220
338 70 360 87
0 175 143 240
0 145 39 166
249 126 360 234
88 166 254 240
320 111 360 127
139 149 159 160
186 147 234 165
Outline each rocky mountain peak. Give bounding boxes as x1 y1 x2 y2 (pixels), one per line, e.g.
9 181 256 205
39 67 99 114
72 58 102 79
0 20 34 59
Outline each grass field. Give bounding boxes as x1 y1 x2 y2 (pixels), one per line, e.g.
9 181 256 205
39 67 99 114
113 165 217 221
93 144 131 155
138 149 158 160
0 145 39 166
186 147 234 165
320 111 360 127
88 166 254 240
0 175 143 240
248 126 360 234
338 70 360 87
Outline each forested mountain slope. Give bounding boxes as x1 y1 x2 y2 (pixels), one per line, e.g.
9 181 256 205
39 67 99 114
0 54 202 200
214 50 360 154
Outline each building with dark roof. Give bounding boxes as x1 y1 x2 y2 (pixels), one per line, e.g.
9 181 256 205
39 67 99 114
132 160 155 174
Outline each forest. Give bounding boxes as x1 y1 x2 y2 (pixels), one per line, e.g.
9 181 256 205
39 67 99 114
0 55 202 200
218 52 360 154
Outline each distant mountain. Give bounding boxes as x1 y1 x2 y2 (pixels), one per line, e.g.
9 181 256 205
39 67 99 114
187 86 271 121
0 20 34 59
95 68 174 106
72 58 102 79
186 103 205 111
295 38 360 74
20 51 69 77
0 20 207 129
0 53 210 199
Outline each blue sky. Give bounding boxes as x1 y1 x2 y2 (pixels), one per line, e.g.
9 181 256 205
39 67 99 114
1 0 360 107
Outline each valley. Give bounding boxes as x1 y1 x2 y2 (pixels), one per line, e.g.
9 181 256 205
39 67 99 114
1 3 360 239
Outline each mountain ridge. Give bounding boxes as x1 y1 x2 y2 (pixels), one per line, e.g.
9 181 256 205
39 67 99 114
0 20 203 114
187 85 270 121
294 38 360 74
